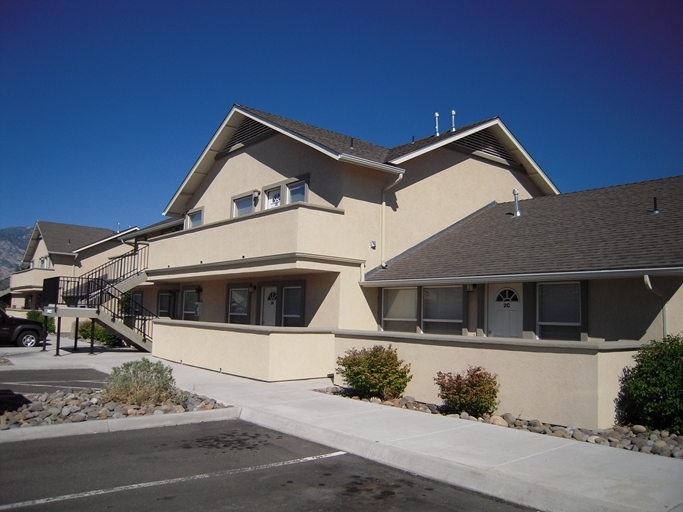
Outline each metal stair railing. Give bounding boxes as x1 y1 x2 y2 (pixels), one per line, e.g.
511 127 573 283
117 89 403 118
98 286 156 345
78 244 148 290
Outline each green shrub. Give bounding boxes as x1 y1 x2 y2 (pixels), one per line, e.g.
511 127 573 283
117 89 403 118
336 344 412 400
434 366 500 417
26 310 55 333
102 358 186 406
77 319 122 347
615 334 683 434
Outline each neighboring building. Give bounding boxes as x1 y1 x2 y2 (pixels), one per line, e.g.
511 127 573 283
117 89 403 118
8 221 138 330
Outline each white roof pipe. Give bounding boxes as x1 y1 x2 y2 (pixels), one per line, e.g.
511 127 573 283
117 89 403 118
513 189 521 217
451 110 456 132
380 173 404 268
434 112 439 136
644 275 667 338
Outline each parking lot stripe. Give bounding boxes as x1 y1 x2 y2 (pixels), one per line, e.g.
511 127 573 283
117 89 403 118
0 450 347 510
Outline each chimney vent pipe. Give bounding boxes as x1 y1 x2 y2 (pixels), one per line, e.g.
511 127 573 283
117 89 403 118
434 112 439 136
513 189 521 217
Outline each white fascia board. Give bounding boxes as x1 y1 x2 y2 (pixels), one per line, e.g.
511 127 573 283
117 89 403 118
360 266 683 287
493 121 560 196
338 154 404 174
20 224 41 263
234 106 341 161
73 227 140 253
388 119 500 165
163 106 241 217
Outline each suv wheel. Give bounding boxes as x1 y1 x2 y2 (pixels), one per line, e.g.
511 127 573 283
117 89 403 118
17 331 39 347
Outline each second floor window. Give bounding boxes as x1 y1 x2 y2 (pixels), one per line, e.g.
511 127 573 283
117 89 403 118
38 256 51 269
187 209 203 229
233 195 254 217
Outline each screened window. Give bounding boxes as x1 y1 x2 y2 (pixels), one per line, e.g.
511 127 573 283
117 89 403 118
282 286 303 327
382 288 417 332
422 286 463 334
287 181 306 203
233 195 253 217
537 283 581 341
228 287 249 324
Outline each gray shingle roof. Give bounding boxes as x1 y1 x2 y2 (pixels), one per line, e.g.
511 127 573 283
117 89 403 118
237 105 391 163
36 222 117 254
238 105 497 166
366 175 683 282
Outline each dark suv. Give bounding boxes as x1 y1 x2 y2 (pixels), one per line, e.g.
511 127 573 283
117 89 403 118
0 308 47 347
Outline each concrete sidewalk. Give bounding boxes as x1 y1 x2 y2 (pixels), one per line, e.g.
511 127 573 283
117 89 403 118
1 340 682 512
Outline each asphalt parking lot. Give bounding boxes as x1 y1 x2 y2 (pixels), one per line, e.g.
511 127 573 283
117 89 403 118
0 420 533 511
0 368 107 395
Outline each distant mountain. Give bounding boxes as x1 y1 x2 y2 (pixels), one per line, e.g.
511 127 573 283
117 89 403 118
0 226 32 285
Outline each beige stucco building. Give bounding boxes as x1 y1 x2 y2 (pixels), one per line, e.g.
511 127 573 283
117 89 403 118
36 104 683 428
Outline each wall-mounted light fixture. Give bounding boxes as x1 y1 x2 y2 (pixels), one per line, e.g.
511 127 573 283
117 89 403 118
370 241 376 249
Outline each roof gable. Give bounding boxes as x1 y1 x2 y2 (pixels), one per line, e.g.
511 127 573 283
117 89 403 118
163 104 558 216
365 175 683 283
22 221 120 263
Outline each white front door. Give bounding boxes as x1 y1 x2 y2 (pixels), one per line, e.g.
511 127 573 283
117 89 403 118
488 284 523 338
261 286 277 326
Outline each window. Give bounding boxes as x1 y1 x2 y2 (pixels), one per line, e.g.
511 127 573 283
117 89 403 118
158 292 174 317
287 180 306 203
182 289 201 321
228 287 250 324
265 187 281 209
233 195 253 217
131 292 143 315
537 283 581 341
382 288 417 332
281 286 302 326
39 256 51 269
187 209 203 229
422 286 463 334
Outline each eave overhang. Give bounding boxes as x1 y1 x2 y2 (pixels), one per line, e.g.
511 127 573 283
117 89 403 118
360 266 683 287
74 227 139 253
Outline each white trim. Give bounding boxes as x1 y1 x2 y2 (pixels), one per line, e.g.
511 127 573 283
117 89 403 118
361 266 683 287
388 118 558 196
338 153 404 175
73 227 139 253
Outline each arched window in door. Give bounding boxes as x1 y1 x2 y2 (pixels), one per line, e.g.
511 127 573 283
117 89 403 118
495 288 519 304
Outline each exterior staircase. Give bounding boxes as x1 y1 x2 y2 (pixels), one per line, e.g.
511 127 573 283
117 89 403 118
42 245 155 351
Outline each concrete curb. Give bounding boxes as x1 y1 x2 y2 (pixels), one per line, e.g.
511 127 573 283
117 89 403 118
0 407 241 443
238 406 652 512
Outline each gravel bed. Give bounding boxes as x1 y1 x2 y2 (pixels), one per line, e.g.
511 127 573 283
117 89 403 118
0 388 230 430
317 386 683 459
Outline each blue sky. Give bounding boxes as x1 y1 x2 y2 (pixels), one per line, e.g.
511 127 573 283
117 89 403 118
1 0 682 231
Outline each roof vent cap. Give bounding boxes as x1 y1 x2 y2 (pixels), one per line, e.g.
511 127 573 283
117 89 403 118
434 112 439 137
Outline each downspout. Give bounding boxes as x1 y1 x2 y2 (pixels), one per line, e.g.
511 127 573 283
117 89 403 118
644 275 667 338
381 174 404 268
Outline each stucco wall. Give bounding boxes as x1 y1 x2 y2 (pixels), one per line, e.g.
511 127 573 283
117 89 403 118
587 276 683 342
152 320 334 381
334 332 639 429
385 148 546 260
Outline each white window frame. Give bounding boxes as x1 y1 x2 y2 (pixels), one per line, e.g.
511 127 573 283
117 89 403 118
421 285 463 333
186 208 203 229
232 193 254 217
536 282 581 340
260 176 309 211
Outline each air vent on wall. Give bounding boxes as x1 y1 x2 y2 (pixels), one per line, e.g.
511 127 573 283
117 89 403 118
451 129 517 164
221 118 274 153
